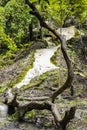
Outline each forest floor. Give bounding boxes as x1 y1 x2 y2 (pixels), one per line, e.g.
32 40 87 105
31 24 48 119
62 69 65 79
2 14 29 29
0 39 87 130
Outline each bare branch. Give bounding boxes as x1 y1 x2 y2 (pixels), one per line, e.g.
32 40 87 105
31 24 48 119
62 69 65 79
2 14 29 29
18 101 52 120
3 90 75 129
51 103 62 128
60 106 76 130
18 96 49 101
25 0 74 103
2 1 76 129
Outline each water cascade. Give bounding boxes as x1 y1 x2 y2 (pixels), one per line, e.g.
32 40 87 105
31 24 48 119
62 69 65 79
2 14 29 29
14 46 59 88
0 26 84 121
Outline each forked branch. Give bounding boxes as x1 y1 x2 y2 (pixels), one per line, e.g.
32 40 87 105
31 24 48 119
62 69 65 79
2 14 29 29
25 0 74 103
2 1 75 129
3 89 76 130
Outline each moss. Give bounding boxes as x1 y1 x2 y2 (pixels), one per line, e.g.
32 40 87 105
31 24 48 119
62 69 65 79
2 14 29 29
7 112 19 121
0 49 18 70
44 122 53 128
20 69 60 92
0 59 6 69
50 47 60 66
74 29 80 37
14 66 31 83
8 51 35 88
0 41 34 70
25 110 36 119
0 86 6 95
68 126 74 130
84 117 87 122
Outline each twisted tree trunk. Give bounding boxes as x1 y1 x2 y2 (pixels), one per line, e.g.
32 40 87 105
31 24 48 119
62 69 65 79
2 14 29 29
25 0 74 103
3 1 76 130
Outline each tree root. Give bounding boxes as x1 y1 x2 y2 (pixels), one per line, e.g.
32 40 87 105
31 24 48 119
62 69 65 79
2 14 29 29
3 92 76 130
2 1 76 129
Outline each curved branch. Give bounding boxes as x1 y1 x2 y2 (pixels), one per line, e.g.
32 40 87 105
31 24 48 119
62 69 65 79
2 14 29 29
18 96 49 101
18 101 51 119
25 0 74 103
60 106 76 130
2 2 75 129
18 101 62 128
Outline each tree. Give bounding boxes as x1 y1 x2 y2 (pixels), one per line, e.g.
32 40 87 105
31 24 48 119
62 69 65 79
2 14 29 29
4 0 32 45
0 0 10 6
3 0 76 130
43 0 87 27
0 6 17 53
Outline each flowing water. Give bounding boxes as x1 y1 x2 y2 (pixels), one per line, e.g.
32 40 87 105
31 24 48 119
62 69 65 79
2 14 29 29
13 26 83 89
14 46 59 88
0 26 83 121
0 46 59 121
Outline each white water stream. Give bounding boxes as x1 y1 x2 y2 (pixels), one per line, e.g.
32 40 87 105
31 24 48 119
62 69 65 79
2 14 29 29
14 26 81 89
14 46 59 88
0 26 84 120
0 45 59 121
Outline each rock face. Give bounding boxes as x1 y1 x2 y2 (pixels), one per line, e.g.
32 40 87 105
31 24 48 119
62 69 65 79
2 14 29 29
0 103 8 121
75 109 87 120
57 26 84 41
14 26 83 89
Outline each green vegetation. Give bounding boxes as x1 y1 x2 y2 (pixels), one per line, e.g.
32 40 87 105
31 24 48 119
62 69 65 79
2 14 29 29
0 86 6 95
0 0 87 69
0 0 87 52
25 110 36 118
4 0 32 44
0 0 87 130
8 50 35 88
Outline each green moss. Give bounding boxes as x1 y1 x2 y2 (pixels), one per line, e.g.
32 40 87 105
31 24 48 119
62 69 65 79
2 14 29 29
0 86 6 95
20 69 60 92
7 112 19 121
25 110 36 118
74 28 85 38
84 117 87 122
8 51 35 88
68 126 74 130
0 59 6 69
44 122 53 128
50 48 60 66
74 29 80 37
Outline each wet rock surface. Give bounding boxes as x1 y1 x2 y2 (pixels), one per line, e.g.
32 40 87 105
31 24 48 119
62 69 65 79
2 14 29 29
0 27 87 130
0 103 8 121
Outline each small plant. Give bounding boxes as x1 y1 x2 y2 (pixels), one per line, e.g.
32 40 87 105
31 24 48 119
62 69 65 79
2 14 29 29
25 110 36 119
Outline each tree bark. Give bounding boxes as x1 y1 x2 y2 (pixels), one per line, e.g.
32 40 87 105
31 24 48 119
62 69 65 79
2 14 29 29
3 1 75 129
25 0 74 103
29 21 33 41
60 107 76 130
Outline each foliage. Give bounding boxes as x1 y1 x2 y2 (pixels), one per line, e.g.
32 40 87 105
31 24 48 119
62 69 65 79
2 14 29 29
0 0 87 65
0 0 10 6
0 6 17 53
25 110 36 118
0 33 17 53
68 0 87 22
0 6 5 28
4 0 32 45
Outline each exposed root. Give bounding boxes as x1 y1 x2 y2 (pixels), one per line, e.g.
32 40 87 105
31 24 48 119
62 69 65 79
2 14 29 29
2 1 76 129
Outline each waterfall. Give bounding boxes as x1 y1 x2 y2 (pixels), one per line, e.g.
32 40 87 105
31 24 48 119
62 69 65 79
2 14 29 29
14 26 83 89
14 46 59 88
0 26 83 121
